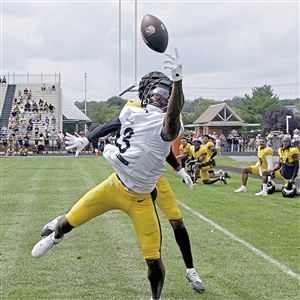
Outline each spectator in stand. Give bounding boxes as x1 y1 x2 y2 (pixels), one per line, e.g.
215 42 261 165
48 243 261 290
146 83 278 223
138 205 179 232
44 133 50 154
32 101 38 112
36 111 42 122
37 133 45 154
2 75 7 85
51 85 56 91
39 99 44 110
44 102 49 113
2 135 8 154
25 100 31 112
24 88 28 95
1 125 7 135
49 104 55 114
34 126 39 139
51 115 56 125
19 144 28 156
8 134 15 149
23 134 30 149
17 135 23 152
41 84 46 91
45 116 50 126
6 145 14 156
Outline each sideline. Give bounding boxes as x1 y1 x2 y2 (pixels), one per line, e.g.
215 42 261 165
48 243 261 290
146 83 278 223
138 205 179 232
178 201 300 281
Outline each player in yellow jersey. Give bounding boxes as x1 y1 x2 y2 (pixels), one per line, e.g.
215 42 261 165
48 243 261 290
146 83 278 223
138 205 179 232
255 136 299 196
176 137 192 167
190 136 227 185
235 136 273 193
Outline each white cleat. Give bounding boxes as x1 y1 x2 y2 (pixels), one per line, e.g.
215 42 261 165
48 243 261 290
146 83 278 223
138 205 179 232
41 215 62 237
186 271 205 292
234 186 247 193
255 190 268 196
31 232 63 257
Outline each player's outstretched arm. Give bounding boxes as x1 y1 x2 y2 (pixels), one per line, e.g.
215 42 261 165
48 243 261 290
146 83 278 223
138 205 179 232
65 118 122 157
161 48 184 142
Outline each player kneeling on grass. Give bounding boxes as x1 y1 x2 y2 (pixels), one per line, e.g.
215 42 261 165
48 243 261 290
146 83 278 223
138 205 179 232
255 136 299 196
235 136 273 193
31 49 203 300
192 136 227 185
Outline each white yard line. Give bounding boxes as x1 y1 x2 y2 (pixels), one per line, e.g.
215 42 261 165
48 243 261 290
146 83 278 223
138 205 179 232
179 201 300 281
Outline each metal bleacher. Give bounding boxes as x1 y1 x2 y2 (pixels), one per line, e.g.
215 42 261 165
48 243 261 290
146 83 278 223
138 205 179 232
0 84 8 115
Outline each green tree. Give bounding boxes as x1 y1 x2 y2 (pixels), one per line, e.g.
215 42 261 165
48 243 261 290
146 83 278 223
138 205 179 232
236 85 280 123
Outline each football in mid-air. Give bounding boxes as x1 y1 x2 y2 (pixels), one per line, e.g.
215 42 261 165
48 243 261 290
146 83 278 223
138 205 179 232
141 14 168 53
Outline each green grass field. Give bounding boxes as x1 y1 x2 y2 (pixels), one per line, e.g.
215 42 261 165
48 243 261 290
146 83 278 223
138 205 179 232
1 156 299 300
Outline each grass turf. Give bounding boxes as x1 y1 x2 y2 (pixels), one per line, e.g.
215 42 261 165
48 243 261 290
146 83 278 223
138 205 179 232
1 156 299 299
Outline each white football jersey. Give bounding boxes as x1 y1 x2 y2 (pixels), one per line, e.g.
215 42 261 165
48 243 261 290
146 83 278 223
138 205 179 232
103 105 183 193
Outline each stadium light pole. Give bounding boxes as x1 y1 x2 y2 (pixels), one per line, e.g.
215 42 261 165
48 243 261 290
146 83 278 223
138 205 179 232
84 72 87 131
286 115 292 135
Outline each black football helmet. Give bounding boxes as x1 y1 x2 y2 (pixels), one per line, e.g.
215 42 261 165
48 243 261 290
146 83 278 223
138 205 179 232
139 71 173 111
282 181 297 198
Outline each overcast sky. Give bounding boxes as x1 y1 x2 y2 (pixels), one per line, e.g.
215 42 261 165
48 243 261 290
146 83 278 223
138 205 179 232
1 0 299 102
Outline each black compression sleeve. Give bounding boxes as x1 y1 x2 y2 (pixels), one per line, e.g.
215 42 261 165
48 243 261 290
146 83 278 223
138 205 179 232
210 148 217 159
166 148 181 170
88 118 121 148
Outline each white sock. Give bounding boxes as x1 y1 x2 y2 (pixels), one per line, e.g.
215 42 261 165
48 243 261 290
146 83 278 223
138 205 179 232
151 297 161 300
186 267 195 274
262 183 268 192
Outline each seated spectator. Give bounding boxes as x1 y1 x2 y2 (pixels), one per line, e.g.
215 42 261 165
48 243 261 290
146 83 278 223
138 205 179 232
19 145 28 156
41 84 46 91
48 104 55 113
2 75 7 85
51 115 56 125
51 85 56 91
24 88 28 95
25 101 31 112
45 116 50 126
35 111 41 122
32 101 38 112
6 145 14 156
43 102 49 112
23 134 30 149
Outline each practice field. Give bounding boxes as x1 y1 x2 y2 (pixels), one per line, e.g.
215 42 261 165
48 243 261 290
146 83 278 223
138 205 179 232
1 157 299 300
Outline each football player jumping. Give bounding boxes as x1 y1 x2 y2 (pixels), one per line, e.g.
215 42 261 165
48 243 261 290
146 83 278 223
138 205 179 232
32 49 199 300
38 71 205 294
